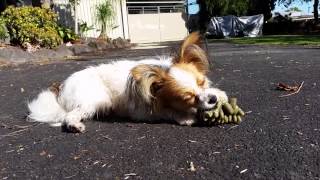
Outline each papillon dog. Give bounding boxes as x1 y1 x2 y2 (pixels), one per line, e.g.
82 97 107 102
27 32 228 133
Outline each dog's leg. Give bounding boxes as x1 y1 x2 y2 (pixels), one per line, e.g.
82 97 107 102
59 71 114 132
63 106 95 133
63 100 112 133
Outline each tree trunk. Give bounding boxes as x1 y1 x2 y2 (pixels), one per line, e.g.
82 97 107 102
74 3 78 35
0 0 8 13
99 24 108 39
314 0 319 24
32 0 41 7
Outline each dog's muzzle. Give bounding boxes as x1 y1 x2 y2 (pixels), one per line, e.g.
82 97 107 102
196 90 217 110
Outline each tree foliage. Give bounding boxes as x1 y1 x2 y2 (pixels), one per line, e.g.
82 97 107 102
96 0 113 39
202 0 249 17
285 7 302 12
202 0 276 20
247 0 276 21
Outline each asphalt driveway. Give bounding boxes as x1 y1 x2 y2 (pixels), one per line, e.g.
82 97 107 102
0 43 319 179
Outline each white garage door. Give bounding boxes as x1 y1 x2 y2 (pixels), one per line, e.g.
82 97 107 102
127 2 188 43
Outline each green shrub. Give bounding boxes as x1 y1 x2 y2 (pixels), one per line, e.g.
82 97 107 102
79 21 94 38
96 1 114 38
0 18 8 41
57 26 79 42
1 6 63 48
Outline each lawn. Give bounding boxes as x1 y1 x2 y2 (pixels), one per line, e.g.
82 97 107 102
209 35 320 46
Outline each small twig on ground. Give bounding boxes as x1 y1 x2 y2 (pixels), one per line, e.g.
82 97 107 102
212 151 221 154
124 173 137 179
278 81 304 97
188 140 198 143
227 125 239 131
13 124 34 129
240 169 248 174
102 135 112 140
1 123 35 130
0 123 41 139
0 128 30 139
64 174 78 179
245 111 252 114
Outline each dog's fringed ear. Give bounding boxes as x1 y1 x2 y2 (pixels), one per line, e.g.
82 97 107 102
175 32 209 74
131 65 166 104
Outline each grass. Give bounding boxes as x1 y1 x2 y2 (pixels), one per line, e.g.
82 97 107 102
209 35 320 46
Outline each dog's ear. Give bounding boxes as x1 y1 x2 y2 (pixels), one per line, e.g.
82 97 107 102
174 32 209 74
131 64 166 103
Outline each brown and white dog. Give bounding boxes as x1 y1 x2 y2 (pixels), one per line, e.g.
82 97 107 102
27 32 228 132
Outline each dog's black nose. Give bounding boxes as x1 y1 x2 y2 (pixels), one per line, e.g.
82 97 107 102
208 95 217 104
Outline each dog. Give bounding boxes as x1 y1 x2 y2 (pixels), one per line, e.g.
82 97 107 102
27 32 228 133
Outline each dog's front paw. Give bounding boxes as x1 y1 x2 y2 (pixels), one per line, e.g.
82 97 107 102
65 122 86 133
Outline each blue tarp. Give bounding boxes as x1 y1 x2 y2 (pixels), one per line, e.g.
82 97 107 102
206 14 264 38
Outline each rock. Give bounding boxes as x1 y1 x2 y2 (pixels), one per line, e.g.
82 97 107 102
105 43 115 49
0 46 36 63
32 49 56 61
88 39 109 50
112 37 131 48
68 44 95 55
0 44 75 64
55 44 74 57
33 48 73 61
0 37 10 45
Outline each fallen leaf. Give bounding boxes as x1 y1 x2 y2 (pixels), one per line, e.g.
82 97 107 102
40 150 46 156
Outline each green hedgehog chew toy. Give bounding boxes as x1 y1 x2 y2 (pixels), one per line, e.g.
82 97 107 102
197 97 245 125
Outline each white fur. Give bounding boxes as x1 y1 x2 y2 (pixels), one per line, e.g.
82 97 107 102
27 90 66 126
27 57 227 132
169 67 198 90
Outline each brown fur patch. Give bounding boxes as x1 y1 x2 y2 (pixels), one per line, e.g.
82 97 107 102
48 82 61 96
152 72 199 112
132 65 199 112
156 81 197 111
131 64 167 104
174 32 209 74
180 32 202 57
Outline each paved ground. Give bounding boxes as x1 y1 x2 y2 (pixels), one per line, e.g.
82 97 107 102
0 43 319 179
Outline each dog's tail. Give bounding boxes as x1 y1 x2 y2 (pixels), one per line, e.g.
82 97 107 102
27 90 66 126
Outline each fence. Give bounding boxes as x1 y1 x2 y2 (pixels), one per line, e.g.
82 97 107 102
126 1 188 43
52 0 128 39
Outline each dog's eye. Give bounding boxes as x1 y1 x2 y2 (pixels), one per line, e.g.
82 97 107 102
183 92 195 101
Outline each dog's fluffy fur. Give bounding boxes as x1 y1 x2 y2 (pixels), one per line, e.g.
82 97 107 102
27 32 228 132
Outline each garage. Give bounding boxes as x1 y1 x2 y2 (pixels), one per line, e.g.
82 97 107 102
126 1 188 43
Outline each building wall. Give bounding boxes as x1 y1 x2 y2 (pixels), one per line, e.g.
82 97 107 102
52 0 187 43
128 12 188 43
53 0 128 39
